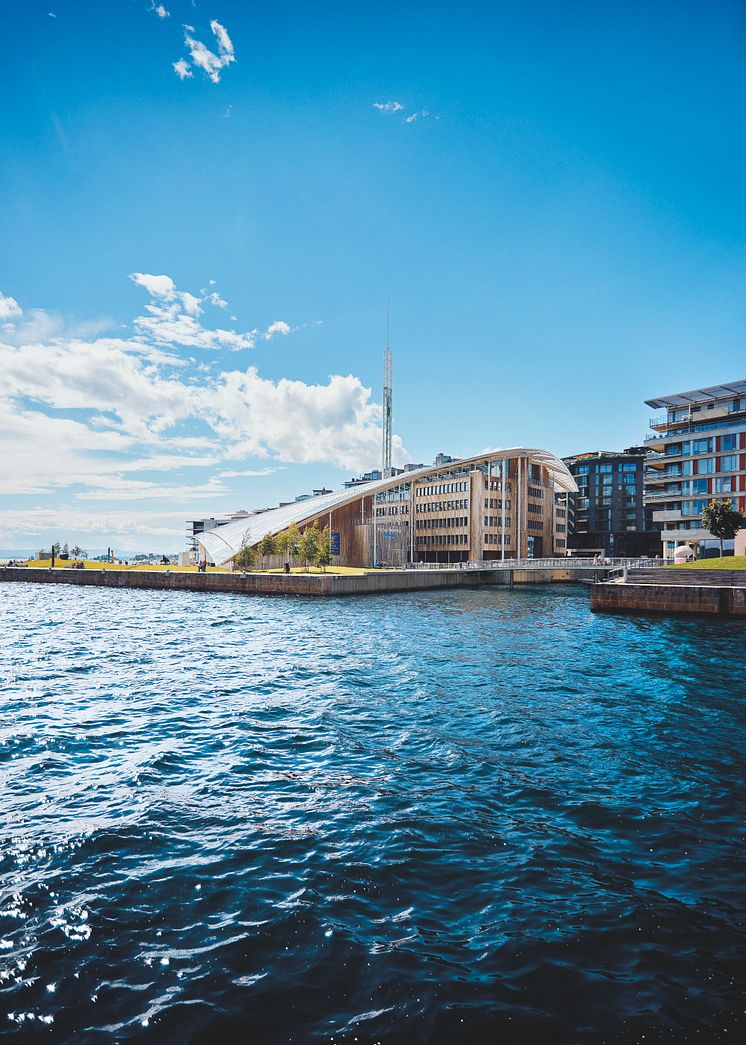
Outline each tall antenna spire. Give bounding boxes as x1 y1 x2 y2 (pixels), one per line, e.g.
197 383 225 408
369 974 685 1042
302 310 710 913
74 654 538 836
382 300 393 479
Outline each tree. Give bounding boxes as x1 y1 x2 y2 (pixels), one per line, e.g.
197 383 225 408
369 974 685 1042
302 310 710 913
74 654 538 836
285 523 301 565
258 532 276 569
275 529 290 563
233 541 256 571
316 525 332 571
70 545 87 559
297 525 320 572
701 499 744 557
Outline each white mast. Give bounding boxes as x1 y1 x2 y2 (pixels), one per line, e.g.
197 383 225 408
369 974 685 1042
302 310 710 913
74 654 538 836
382 304 393 479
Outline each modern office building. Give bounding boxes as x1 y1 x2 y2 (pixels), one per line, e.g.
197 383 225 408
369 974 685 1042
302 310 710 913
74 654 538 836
563 448 659 557
196 448 577 569
644 380 746 558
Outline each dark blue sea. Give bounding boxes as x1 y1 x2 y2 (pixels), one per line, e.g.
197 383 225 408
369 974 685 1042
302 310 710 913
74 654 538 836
1 582 745 1043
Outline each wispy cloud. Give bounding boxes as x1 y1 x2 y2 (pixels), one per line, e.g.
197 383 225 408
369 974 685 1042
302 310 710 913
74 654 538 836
173 58 192 80
373 101 404 113
152 3 170 18
175 19 236 84
374 100 437 124
263 320 291 338
130 272 293 352
404 109 430 123
0 291 22 321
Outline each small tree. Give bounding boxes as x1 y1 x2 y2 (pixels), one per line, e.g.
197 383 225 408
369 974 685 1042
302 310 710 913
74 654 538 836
233 541 256 571
316 525 332 571
297 525 320 572
275 529 289 563
257 532 276 570
285 523 301 566
701 499 744 557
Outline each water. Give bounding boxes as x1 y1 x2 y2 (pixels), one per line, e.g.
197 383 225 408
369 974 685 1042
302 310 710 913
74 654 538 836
1 582 744 1042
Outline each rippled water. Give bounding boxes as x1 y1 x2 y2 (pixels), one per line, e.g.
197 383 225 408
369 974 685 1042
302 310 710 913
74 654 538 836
1 582 745 1042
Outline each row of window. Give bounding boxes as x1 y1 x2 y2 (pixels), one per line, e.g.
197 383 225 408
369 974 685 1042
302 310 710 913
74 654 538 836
418 481 469 496
416 534 467 546
484 516 511 529
486 480 511 491
665 477 738 496
374 505 409 517
527 520 544 532
575 462 638 474
485 533 511 545
485 497 511 510
665 434 742 456
416 517 468 530
415 499 468 513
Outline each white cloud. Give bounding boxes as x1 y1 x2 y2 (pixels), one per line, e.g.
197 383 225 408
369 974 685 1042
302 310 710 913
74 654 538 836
0 277 409 550
404 109 431 124
130 272 293 352
173 59 192 80
177 19 236 84
373 101 404 113
153 4 170 18
218 467 278 478
131 272 176 298
210 20 234 58
0 291 22 320
264 320 291 338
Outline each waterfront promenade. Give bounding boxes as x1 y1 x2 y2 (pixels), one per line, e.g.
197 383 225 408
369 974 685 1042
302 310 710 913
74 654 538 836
1 559 631 597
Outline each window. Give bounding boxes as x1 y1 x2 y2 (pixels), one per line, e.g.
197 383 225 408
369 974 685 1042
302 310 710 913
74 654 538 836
720 454 739 472
692 437 713 455
715 477 733 494
692 478 708 494
697 457 714 474
682 499 708 517
721 434 737 451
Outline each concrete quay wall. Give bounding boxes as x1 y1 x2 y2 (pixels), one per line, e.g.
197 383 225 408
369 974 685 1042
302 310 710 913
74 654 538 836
591 582 746 617
0 565 518 598
0 566 609 598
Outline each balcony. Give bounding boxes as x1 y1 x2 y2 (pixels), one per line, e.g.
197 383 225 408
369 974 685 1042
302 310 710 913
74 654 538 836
645 489 681 501
652 509 684 523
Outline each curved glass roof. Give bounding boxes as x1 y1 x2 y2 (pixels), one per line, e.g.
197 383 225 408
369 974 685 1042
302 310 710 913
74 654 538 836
199 447 577 565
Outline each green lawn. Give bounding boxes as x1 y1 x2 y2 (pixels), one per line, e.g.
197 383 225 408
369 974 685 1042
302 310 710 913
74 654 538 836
666 555 746 570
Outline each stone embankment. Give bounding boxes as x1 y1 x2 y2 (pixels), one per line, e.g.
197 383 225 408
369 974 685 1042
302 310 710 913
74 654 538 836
1 565 606 598
591 569 746 618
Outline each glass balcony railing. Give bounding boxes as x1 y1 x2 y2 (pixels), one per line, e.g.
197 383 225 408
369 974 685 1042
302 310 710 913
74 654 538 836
645 414 746 441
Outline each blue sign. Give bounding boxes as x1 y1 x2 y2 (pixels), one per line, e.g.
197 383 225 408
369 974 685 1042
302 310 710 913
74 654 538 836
383 532 397 538
330 531 341 556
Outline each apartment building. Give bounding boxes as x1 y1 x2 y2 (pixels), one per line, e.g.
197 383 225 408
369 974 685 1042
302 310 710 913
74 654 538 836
644 380 746 558
563 449 659 557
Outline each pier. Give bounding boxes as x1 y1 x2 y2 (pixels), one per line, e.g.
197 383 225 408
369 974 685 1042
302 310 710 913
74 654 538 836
591 568 746 617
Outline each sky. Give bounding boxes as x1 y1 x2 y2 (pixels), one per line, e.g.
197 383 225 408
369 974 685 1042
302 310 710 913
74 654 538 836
1 0 745 553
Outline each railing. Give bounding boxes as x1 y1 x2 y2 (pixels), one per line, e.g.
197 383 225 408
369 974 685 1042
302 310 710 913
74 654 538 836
645 415 746 441
406 557 667 571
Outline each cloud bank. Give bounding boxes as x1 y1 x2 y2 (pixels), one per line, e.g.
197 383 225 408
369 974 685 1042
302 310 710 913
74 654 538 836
0 274 408 547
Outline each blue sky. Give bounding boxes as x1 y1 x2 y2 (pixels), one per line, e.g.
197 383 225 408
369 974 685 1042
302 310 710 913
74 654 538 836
1 0 745 552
